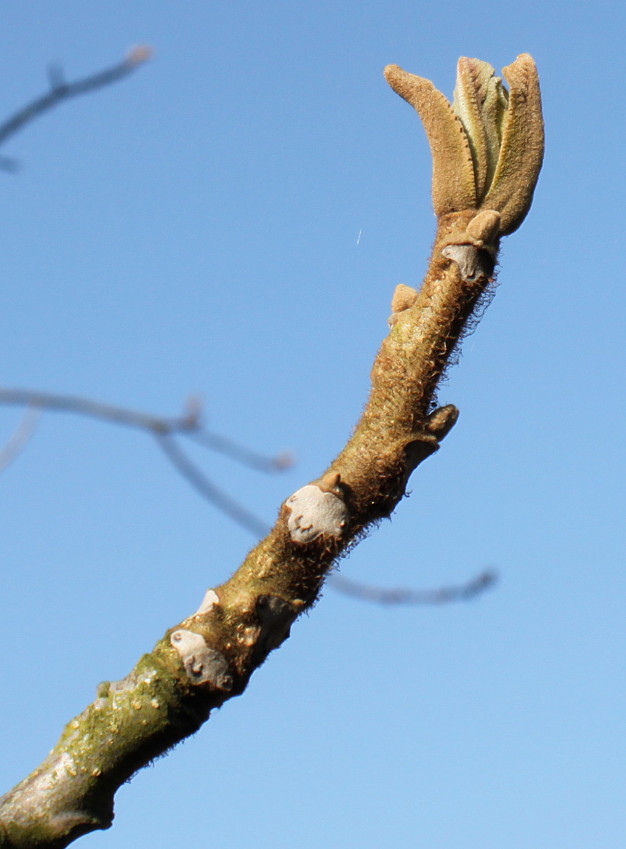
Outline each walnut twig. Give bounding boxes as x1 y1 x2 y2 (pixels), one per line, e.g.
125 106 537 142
0 54 543 848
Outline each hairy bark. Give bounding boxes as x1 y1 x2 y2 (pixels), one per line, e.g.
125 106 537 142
0 55 543 847
0 213 488 848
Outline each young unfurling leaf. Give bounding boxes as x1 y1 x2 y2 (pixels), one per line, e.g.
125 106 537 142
384 54 543 239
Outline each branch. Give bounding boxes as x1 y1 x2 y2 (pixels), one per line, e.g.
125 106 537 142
0 386 492 604
330 570 497 605
0 388 291 528
154 432 271 538
0 47 151 157
0 54 543 848
0 408 41 473
0 388 188 432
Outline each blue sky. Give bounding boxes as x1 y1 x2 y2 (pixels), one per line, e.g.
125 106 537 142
1 1 625 847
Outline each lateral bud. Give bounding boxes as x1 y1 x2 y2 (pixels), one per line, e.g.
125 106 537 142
426 404 459 439
388 284 418 327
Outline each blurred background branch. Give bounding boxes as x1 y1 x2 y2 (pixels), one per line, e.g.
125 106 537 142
330 570 497 605
0 46 151 168
0 386 495 605
0 407 41 473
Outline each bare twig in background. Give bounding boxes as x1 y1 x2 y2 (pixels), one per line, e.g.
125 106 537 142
188 430 294 473
154 432 272 538
330 570 497 605
0 46 151 161
0 387 494 605
0 407 41 473
0 387 291 474
0 388 191 433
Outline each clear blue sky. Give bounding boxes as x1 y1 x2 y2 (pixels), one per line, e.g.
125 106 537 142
1 1 625 847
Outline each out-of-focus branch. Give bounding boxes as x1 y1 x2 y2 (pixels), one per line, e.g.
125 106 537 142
0 46 151 161
330 570 497 605
0 408 41 473
188 430 293 473
0 387 292 532
0 388 189 433
154 432 271 538
0 387 291 472
0 386 492 606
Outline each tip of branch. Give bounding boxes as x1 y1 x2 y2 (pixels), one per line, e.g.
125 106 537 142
125 45 153 67
272 451 295 471
182 395 204 428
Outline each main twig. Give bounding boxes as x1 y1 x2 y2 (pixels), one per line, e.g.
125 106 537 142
0 54 543 848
